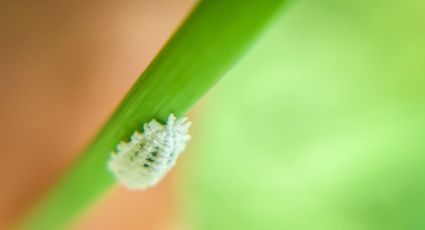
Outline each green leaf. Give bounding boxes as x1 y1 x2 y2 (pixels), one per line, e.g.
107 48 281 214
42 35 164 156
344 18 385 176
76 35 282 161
16 1 288 230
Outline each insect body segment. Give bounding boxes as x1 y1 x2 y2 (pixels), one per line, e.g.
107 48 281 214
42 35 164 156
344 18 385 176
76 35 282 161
108 114 191 190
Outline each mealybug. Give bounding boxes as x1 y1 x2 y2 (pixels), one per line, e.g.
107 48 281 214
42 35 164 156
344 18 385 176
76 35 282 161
108 114 191 190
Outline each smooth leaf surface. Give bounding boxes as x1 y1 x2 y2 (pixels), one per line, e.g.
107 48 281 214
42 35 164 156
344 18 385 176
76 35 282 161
17 1 288 230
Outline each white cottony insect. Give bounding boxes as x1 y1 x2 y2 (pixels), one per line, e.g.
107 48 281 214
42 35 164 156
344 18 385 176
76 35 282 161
108 114 191 190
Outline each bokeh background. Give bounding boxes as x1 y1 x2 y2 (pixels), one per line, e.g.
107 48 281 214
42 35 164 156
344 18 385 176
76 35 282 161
1 0 425 229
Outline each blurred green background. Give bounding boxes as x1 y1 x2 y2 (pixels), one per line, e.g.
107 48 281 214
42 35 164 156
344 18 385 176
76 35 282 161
182 0 425 229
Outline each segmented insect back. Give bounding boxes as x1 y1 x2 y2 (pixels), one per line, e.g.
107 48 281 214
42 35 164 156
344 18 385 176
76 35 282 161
108 114 191 189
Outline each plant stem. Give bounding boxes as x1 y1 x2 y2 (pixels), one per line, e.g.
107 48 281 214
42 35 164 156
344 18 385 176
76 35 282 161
16 1 287 229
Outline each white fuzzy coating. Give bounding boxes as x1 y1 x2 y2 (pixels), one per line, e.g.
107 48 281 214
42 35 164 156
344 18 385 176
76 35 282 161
108 114 191 190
